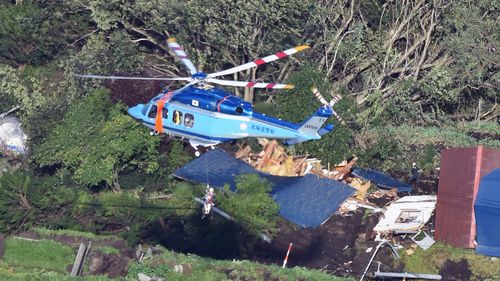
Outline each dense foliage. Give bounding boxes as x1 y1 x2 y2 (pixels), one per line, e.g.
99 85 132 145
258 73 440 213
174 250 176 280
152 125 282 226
219 174 280 237
33 88 158 190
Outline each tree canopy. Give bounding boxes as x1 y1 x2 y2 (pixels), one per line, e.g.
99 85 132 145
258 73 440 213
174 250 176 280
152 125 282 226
33 88 159 190
219 174 280 237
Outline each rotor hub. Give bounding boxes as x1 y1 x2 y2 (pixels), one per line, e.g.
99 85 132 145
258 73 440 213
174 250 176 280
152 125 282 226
191 72 207 80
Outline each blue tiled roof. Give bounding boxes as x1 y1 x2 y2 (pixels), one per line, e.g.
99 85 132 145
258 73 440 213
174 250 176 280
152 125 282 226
352 167 413 193
174 149 355 227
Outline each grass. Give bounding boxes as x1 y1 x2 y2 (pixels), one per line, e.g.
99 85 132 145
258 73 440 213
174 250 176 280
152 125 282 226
0 261 109 281
359 121 500 172
380 123 500 148
401 242 500 280
3 238 75 273
96 246 120 255
33 227 119 240
127 245 355 281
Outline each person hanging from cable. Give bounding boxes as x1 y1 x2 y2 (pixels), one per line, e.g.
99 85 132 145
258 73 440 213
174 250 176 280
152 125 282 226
202 185 215 219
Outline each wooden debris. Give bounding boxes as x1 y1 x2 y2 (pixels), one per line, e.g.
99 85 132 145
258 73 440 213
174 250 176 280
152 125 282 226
332 157 358 180
235 139 359 180
235 144 252 159
234 139 405 210
349 178 371 199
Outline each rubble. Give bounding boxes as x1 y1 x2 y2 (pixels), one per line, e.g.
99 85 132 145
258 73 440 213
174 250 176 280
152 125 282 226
235 139 408 213
235 139 358 181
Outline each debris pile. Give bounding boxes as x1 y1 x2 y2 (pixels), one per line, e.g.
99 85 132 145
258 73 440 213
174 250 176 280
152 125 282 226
236 139 358 180
235 139 414 208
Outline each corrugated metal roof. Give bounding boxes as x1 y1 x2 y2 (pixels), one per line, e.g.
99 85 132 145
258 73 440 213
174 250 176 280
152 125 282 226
435 146 500 248
174 149 355 228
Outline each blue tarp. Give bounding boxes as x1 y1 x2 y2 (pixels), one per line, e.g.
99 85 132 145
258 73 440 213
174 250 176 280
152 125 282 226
174 149 355 228
352 167 413 193
474 169 500 257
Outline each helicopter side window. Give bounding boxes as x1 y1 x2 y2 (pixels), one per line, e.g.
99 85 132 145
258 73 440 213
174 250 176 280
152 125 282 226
162 108 168 119
148 105 158 118
173 110 183 125
184 113 194 128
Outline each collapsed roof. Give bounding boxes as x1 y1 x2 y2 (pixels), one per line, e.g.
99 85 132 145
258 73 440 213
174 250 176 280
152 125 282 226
174 149 355 227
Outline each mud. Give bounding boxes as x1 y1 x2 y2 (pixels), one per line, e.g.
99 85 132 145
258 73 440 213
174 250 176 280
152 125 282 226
439 259 472 281
249 210 393 278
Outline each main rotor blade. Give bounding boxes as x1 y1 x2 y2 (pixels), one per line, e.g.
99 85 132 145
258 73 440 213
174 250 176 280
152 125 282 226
207 78 294 89
167 38 198 75
207 45 309 78
75 74 191 81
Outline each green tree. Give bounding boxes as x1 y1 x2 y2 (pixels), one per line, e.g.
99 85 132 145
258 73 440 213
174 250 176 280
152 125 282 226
219 174 279 237
276 65 357 164
64 31 144 100
0 2 90 66
0 171 76 233
0 64 48 117
166 140 192 177
33 88 159 190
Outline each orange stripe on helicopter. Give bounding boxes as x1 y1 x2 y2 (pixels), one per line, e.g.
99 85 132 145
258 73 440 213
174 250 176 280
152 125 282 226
155 99 165 133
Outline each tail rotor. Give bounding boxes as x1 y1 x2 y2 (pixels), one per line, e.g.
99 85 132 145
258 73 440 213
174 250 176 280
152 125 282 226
311 87 343 123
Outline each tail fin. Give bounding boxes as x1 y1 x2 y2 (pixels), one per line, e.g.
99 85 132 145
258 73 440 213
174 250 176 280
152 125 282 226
283 88 341 146
283 106 334 146
297 106 333 135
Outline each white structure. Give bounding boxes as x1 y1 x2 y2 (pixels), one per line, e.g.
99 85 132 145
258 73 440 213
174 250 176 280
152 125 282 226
0 117 28 156
374 195 437 234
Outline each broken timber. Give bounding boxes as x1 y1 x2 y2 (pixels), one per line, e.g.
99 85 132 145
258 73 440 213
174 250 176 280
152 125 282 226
71 242 91 276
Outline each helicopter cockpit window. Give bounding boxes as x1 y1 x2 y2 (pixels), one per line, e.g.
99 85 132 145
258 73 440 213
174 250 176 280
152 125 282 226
184 113 194 128
173 110 183 125
148 105 158 118
162 108 168 119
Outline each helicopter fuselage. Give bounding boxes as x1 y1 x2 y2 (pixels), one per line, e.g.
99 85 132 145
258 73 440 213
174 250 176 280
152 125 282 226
127 85 334 151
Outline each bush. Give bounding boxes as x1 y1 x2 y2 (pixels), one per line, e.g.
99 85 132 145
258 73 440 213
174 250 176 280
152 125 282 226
219 174 279 237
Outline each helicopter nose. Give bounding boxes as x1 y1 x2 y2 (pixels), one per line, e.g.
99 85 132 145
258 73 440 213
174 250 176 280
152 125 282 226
127 104 145 120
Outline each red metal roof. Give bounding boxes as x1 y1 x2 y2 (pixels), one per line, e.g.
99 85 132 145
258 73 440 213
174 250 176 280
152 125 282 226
435 146 500 248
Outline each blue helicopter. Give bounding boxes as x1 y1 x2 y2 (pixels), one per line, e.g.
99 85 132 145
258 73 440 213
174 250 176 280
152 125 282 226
78 38 342 156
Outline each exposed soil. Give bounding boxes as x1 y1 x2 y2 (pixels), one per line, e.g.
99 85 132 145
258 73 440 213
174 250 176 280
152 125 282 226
249 210 395 278
88 252 129 278
439 259 472 281
470 131 500 141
